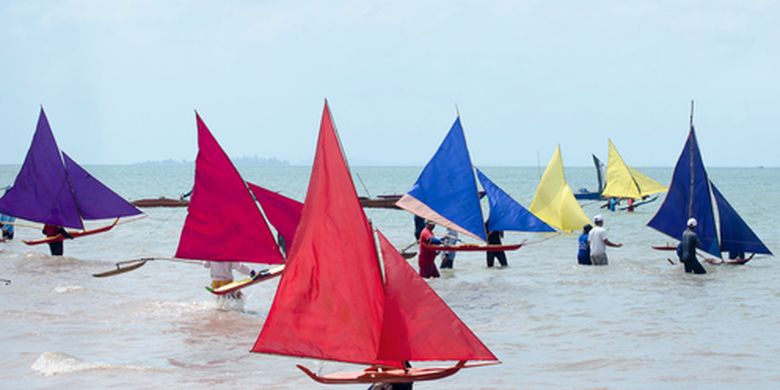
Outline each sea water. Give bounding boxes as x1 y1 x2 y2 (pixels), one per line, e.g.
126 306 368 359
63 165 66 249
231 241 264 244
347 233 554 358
0 165 778 389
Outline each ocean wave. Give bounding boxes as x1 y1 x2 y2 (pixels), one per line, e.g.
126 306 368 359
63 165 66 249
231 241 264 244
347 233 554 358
30 352 156 376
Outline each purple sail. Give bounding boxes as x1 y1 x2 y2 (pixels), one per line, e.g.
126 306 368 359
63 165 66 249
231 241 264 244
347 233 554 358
0 109 83 229
63 153 142 220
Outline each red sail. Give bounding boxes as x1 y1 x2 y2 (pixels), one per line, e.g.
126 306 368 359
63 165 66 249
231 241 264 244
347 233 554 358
252 102 385 365
175 113 283 264
247 183 303 251
376 231 498 363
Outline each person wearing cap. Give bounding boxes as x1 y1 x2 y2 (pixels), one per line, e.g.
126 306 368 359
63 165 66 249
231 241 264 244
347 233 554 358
439 228 460 269
680 218 706 274
587 215 622 265
417 221 442 278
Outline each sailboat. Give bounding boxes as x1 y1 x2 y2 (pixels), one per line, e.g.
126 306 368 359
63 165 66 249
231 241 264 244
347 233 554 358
0 108 143 245
395 117 526 251
529 146 590 232
574 154 606 200
475 169 555 233
252 102 498 384
647 103 772 263
175 113 299 294
601 139 666 209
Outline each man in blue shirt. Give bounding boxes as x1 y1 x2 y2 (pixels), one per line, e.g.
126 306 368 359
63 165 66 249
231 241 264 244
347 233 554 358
577 224 593 265
0 213 14 240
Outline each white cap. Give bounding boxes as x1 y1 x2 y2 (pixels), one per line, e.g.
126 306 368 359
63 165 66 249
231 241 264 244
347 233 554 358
687 218 697 227
593 215 603 223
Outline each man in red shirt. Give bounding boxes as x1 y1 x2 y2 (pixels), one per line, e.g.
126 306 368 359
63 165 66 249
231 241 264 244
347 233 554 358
42 224 72 256
417 221 442 279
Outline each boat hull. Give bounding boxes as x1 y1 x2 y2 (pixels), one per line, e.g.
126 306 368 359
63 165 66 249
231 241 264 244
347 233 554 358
23 219 119 246
296 361 466 384
206 265 285 295
131 198 189 208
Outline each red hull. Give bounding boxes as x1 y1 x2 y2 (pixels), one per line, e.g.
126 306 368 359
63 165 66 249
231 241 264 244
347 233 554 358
423 243 523 252
296 361 466 384
24 219 119 246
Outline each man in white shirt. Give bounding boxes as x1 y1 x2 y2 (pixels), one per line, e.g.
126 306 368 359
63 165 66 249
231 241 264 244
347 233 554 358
588 215 622 265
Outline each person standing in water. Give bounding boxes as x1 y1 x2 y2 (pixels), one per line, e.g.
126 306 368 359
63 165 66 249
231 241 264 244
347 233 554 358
577 224 593 265
417 221 442 278
0 215 14 240
587 215 622 265
205 261 257 299
413 215 426 241
42 224 72 256
439 228 460 269
485 221 508 267
680 218 706 274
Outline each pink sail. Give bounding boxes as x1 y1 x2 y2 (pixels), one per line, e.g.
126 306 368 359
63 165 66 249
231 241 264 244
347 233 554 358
175 113 283 264
247 183 303 251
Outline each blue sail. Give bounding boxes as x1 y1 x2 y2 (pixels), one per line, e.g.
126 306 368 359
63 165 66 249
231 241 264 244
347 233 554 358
396 117 486 241
647 127 720 256
711 183 772 255
476 169 554 232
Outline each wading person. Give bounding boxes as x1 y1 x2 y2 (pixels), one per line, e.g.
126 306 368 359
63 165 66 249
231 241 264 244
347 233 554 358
417 221 441 278
577 224 593 265
205 261 257 299
588 215 622 265
680 218 706 274
42 224 72 256
486 221 508 267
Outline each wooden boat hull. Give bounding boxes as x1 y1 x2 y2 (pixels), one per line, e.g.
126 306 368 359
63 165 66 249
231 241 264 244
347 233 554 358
24 219 119 246
359 191 486 209
358 193 408 209
574 191 602 200
296 361 466 384
206 265 285 295
423 243 523 252
131 197 189 208
92 259 148 277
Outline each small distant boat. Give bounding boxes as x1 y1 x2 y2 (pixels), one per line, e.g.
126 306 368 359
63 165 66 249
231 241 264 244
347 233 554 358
574 154 606 200
601 139 667 208
358 194 403 209
0 108 142 244
529 146 590 232
252 101 498 384
131 197 189 208
359 192 486 209
648 102 772 261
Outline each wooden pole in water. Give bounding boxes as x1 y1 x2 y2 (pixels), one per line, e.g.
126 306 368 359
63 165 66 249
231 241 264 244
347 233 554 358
688 100 695 219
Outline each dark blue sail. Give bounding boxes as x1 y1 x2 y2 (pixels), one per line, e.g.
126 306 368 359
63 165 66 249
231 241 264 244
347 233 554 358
396 117 486 241
711 183 772 255
647 127 720 256
476 169 554 232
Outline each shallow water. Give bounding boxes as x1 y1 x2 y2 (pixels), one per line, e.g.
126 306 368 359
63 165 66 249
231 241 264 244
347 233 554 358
1 165 778 389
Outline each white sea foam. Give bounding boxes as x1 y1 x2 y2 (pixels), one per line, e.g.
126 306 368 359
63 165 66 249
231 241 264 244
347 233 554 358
30 352 154 376
54 285 85 294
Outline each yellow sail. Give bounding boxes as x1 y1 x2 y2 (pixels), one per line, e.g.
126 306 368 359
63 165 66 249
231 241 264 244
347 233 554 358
602 139 667 199
529 145 590 232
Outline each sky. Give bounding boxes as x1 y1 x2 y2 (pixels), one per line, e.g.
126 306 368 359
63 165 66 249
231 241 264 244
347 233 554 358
0 0 778 167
